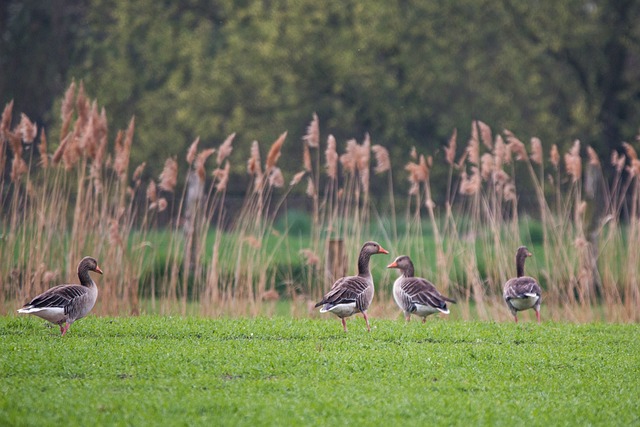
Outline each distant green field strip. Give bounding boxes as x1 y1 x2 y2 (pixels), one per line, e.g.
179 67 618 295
1 317 638 426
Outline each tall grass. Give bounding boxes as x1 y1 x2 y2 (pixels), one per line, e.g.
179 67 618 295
1 83 639 321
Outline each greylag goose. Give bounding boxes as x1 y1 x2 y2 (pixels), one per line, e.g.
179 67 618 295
387 255 456 322
18 256 103 336
315 241 389 332
503 246 541 323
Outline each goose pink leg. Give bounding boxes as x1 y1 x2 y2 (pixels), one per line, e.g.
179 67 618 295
341 318 348 333
362 312 371 332
536 310 541 324
60 322 70 336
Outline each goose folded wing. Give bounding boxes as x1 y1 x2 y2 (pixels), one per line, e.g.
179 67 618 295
402 278 448 309
25 285 88 309
506 277 541 299
316 276 370 306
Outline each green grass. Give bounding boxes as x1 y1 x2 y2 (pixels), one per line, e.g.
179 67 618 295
1 316 639 426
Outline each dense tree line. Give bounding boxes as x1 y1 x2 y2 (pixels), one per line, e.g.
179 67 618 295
2 0 639 194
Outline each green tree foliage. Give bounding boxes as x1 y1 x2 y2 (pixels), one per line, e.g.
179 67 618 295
2 0 639 183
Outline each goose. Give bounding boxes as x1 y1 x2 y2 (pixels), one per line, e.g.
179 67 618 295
18 256 103 335
315 241 389 332
387 255 456 322
503 246 541 323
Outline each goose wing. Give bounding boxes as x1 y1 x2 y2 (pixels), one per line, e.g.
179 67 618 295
315 275 371 307
21 284 88 312
504 276 541 300
400 277 455 309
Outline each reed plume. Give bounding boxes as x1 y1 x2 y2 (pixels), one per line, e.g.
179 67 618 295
38 129 48 168
357 133 371 192
445 128 457 165
530 137 543 165
266 131 287 171
564 140 582 182
504 129 527 161
467 128 480 165
290 170 306 186
303 113 319 148
372 144 390 174
147 180 158 203
550 144 560 168
480 153 494 180
477 120 493 149
213 162 230 192
186 137 200 165
159 157 178 192
268 167 284 188
19 113 37 143
217 132 235 165
339 139 358 174
303 144 312 172
325 135 338 179
611 150 625 173
195 148 216 181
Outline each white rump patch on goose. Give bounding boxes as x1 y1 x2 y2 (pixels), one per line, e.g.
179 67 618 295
17 307 66 324
320 302 357 318
414 304 447 317
510 295 539 310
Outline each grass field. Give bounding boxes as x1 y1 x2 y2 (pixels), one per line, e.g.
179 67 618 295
1 316 638 426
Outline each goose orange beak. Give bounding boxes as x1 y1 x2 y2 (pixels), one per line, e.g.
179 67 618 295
378 247 389 255
95 266 104 275
387 261 398 269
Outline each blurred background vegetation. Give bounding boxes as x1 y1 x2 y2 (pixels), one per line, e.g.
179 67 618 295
1 0 640 198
